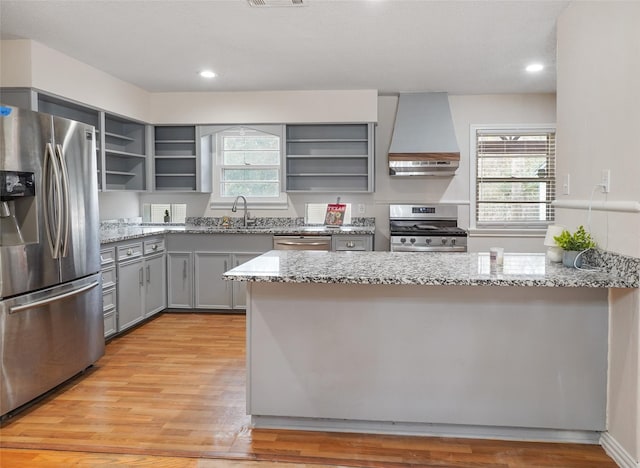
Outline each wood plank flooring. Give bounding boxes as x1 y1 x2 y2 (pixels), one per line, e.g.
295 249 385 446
0 313 617 468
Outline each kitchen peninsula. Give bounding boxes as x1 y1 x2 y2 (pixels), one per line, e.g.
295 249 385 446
224 251 639 442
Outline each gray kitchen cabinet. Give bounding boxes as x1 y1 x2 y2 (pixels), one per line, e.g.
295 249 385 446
332 234 373 251
117 255 145 331
285 123 375 193
231 253 261 309
143 238 167 317
167 252 193 308
115 237 166 332
166 233 271 311
100 246 117 338
104 113 147 191
194 252 232 309
153 125 211 192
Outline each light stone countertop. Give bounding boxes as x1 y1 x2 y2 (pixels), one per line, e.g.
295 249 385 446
100 224 375 244
223 250 638 288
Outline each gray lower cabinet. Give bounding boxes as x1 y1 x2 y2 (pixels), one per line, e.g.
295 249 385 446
115 237 166 332
166 234 271 311
167 252 194 308
232 253 261 309
194 252 232 309
100 246 117 338
117 256 145 330
332 234 373 251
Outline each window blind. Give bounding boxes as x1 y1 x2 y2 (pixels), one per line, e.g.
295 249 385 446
476 128 556 228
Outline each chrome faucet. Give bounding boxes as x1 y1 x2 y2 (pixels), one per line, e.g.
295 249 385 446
231 195 250 227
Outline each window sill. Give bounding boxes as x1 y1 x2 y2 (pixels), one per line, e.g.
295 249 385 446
468 228 546 238
209 197 289 211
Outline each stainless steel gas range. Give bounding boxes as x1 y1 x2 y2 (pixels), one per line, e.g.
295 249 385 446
389 204 468 252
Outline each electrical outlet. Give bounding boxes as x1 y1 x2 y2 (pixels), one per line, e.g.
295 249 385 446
600 169 610 193
562 174 570 195
358 203 366 214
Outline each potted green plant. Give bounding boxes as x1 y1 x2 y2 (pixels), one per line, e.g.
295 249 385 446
553 225 596 268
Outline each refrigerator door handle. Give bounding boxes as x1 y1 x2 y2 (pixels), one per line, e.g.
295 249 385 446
42 142 63 259
55 144 71 258
9 281 100 314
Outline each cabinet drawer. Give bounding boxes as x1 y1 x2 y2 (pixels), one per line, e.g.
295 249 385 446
102 287 117 311
332 236 372 251
144 238 165 255
101 267 116 289
100 247 115 267
104 309 117 338
117 242 143 261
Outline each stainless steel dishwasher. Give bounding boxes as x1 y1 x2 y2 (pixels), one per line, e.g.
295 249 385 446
272 235 332 251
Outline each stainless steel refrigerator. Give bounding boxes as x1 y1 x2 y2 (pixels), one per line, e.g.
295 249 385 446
0 104 103 418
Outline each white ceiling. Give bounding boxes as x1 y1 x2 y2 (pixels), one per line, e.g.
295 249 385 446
0 0 570 95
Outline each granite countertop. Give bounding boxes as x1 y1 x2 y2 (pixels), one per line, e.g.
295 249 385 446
223 250 638 288
100 224 375 244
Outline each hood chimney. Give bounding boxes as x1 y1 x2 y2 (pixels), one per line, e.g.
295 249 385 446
388 92 460 176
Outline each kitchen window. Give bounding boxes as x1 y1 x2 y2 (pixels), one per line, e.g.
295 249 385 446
208 125 287 208
472 126 556 229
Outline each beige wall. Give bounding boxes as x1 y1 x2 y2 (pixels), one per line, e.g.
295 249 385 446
372 93 556 252
557 1 640 463
149 90 378 124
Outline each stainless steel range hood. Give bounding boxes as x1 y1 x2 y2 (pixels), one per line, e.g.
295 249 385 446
388 92 460 176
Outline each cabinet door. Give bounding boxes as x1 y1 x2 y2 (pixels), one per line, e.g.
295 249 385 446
194 252 232 309
232 253 260 310
167 252 193 309
117 258 144 331
144 253 166 317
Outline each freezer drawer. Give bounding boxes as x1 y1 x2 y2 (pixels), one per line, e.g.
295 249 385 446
0 273 104 417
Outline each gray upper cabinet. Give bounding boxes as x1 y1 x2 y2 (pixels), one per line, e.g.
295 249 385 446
285 123 375 193
153 125 211 192
103 113 147 191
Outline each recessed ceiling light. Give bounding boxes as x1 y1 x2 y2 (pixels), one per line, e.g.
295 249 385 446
199 70 216 79
526 63 544 73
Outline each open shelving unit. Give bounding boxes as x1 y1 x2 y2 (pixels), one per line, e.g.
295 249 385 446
153 126 199 191
103 113 147 191
285 124 374 192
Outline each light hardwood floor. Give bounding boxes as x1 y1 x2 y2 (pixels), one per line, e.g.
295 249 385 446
0 313 617 468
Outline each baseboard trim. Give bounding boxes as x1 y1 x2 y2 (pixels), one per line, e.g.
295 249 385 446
600 432 639 468
252 416 602 444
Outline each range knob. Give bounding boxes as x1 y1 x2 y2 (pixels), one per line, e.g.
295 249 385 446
410 238 416 244
451 238 457 246
441 238 448 245
425 238 432 245
400 238 407 244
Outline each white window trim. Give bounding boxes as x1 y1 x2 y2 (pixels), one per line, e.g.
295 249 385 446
207 124 289 210
469 123 556 231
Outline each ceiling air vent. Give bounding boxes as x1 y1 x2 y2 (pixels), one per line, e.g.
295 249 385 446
247 0 304 7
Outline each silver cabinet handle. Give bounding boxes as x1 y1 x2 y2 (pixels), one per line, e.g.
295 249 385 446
224 260 228 271
127 248 133 256
183 259 187 279
346 241 355 248
139 267 144 286
278 241 328 246
10 281 99 314
152 244 158 251
146 265 151 284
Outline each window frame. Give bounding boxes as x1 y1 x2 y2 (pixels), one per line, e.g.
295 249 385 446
207 124 288 209
469 124 557 232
